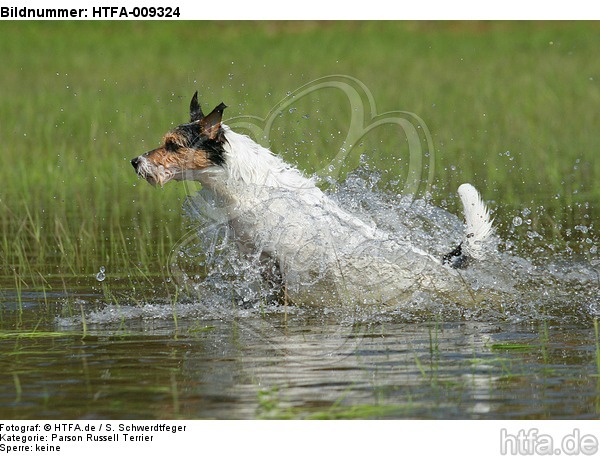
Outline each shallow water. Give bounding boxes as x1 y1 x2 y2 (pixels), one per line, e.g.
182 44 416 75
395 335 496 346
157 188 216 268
1 292 599 419
1 174 599 419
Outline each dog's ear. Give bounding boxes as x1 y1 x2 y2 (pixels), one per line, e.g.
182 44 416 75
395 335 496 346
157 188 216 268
200 102 227 140
190 91 204 122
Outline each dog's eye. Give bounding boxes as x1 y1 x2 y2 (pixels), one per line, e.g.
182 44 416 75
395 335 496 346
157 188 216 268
165 141 179 153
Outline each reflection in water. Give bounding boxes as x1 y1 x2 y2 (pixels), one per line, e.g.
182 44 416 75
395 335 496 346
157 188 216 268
1 306 598 419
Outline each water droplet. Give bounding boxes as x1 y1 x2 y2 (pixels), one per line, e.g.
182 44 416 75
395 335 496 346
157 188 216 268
96 266 106 282
512 216 523 227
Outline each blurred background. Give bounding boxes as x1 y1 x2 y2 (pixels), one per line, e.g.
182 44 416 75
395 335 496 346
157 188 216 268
1 21 598 292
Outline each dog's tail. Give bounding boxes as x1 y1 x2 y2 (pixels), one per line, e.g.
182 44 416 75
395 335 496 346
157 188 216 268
442 183 494 269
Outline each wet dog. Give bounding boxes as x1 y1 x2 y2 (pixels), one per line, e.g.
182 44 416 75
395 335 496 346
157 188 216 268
132 93 494 305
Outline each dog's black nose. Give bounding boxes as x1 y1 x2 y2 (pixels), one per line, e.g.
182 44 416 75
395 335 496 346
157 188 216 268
131 157 140 170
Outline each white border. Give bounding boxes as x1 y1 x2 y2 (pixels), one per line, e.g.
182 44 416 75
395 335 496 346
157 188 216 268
3 420 600 456
2 0 599 20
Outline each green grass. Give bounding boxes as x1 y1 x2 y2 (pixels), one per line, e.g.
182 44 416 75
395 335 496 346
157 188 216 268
0 330 75 340
0 21 598 297
490 343 536 352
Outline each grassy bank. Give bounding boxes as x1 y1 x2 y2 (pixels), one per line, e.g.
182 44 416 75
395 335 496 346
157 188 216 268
0 21 598 291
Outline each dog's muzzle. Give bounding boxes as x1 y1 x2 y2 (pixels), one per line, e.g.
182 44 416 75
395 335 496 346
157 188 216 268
130 155 172 187
131 155 151 182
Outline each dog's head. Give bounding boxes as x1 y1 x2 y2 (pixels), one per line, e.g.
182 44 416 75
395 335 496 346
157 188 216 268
131 92 227 186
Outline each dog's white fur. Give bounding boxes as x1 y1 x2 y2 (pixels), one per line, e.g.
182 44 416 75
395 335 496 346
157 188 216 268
457 183 494 260
162 125 495 306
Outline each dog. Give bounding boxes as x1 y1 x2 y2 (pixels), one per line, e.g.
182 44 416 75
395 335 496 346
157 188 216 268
131 92 495 306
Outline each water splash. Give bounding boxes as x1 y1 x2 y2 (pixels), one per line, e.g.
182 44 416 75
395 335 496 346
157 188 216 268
67 169 599 326
162 168 597 323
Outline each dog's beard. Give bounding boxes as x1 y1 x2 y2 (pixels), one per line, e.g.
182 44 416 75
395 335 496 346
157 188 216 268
150 166 175 187
135 158 175 187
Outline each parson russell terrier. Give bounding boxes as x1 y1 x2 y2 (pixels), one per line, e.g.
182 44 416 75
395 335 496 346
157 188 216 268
131 92 494 306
